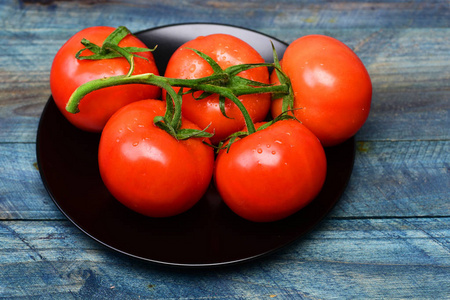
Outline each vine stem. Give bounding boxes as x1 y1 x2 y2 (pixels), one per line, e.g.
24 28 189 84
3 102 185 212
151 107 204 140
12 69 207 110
66 71 290 136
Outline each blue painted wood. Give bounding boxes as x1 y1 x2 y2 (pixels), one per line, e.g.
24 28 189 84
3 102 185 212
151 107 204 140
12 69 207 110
0 144 63 220
0 0 449 298
1 218 449 299
333 140 450 218
1 141 448 220
0 3 449 143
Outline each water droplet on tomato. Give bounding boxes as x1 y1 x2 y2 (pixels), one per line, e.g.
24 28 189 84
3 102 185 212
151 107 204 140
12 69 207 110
132 142 139 147
266 144 271 148
272 151 276 155
257 148 263 154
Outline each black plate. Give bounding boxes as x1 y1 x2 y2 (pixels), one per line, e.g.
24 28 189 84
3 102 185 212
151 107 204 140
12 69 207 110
36 23 355 267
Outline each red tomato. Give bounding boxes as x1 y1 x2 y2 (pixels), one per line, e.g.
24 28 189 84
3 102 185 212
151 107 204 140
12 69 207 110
50 26 161 132
98 100 214 218
271 35 372 147
164 34 271 144
214 120 327 222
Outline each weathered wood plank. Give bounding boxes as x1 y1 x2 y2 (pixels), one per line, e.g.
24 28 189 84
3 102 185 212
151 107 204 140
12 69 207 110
331 140 450 218
0 27 448 143
1 140 448 220
0 1 449 143
0 1 449 299
357 28 450 142
0 217 449 299
0 143 64 220
4 0 449 31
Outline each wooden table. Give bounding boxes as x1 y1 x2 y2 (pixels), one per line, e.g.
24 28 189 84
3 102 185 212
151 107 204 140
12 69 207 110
1 1 449 298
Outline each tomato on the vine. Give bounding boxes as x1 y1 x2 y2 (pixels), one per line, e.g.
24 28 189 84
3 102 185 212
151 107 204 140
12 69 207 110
50 26 161 132
98 100 214 218
214 120 327 222
271 35 372 147
164 34 271 144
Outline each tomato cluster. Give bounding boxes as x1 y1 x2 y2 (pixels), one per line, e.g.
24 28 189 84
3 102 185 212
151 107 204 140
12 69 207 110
50 26 371 222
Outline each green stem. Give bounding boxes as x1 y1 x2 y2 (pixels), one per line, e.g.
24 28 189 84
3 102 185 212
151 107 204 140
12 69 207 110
232 84 290 97
102 42 136 77
66 71 290 137
67 73 188 132
66 73 156 114
193 85 257 134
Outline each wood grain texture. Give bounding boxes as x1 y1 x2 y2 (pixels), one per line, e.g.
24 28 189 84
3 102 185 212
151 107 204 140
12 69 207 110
1 218 449 299
0 143 63 220
333 140 450 218
0 0 449 298
1 141 448 220
7 0 450 31
0 2 449 142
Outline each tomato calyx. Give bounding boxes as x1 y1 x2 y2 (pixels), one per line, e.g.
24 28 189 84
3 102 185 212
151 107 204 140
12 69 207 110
75 26 156 77
152 84 214 140
211 43 297 152
215 110 299 153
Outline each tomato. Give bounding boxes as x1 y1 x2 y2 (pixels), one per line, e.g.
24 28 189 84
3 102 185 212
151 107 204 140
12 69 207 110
214 120 327 222
271 35 372 147
98 100 214 218
50 26 161 132
164 34 271 144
